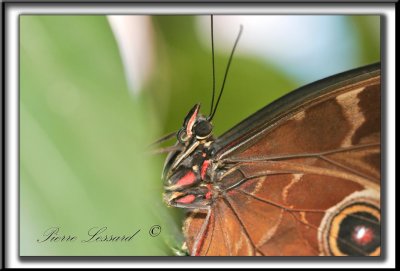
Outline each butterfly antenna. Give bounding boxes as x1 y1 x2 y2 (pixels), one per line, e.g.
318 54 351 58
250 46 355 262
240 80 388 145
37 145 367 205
208 15 217 117
209 24 243 121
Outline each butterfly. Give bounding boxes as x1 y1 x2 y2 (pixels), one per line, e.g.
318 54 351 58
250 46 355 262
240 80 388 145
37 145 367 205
159 16 380 256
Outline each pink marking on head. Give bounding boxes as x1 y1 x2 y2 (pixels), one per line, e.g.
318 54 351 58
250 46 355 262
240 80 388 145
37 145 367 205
175 194 195 204
176 171 196 187
201 160 210 180
186 106 199 137
205 191 212 200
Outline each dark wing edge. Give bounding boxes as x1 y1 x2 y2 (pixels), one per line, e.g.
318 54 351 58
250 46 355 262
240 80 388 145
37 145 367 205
213 63 381 157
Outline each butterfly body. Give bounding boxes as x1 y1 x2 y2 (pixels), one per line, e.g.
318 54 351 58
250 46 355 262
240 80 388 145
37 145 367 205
162 63 381 256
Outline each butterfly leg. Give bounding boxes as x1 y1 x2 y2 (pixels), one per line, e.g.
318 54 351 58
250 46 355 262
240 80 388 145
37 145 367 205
191 206 212 256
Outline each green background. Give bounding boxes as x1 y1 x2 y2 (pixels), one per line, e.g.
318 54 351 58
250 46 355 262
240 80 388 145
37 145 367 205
20 15 380 256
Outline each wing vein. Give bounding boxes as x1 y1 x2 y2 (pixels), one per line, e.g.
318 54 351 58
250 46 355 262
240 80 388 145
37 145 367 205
319 155 378 183
223 143 379 163
222 194 264 255
237 189 373 255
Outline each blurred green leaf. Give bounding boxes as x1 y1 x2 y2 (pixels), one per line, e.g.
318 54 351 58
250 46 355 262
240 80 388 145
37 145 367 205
347 16 380 65
20 16 170 256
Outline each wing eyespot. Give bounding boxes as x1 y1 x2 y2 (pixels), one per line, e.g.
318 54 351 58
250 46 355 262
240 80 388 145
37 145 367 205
319 190 380 256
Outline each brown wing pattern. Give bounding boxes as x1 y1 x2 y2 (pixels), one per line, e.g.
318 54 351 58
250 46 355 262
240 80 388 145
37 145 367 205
184 68 381 256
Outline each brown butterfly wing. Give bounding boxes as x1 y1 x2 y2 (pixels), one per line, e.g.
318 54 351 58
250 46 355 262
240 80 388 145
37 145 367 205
183 64 381 256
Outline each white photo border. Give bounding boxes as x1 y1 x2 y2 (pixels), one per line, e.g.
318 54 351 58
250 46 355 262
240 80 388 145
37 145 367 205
4 1 396 268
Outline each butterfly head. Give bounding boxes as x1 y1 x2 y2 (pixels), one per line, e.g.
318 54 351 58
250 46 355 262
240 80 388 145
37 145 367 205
163 104 214 179
177 103 213 144
162 104 215 208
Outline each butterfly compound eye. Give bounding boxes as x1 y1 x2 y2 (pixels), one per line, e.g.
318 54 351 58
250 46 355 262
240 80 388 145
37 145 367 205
194 120 213 139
